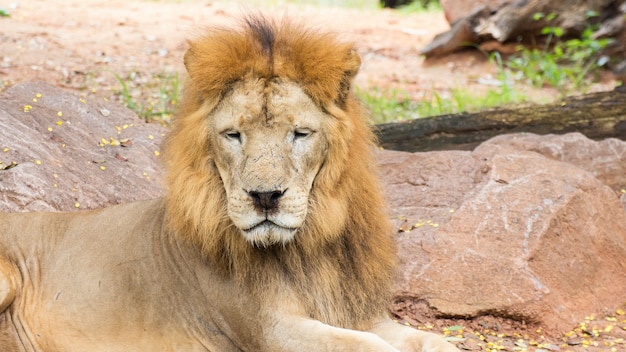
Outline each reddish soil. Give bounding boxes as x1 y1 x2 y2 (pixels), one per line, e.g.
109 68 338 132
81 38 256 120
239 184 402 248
0 0 567 110
1 1 624 351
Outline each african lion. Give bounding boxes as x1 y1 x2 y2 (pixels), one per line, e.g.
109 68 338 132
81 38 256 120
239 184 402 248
0 16 459 352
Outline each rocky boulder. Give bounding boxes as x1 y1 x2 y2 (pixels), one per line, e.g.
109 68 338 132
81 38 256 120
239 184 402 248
381 135 626 333
482 132 626 193
0 82 166 212
440 0 509 25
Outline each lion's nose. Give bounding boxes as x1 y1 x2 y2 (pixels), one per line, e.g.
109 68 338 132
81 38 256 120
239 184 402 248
248 190 285 213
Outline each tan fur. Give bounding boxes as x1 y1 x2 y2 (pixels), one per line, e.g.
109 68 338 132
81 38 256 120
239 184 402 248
0 15 459 352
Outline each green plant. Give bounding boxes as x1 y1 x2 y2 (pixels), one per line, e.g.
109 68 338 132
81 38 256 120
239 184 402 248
114 72 138 112
394 0 441 12
357 84 527 124
357 87 420 123
505 11 612 95
0 8 10 17
114 70 180 124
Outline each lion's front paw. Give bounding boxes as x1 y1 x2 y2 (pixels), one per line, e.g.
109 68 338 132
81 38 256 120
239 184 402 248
417 333 460 352
370 320 460 352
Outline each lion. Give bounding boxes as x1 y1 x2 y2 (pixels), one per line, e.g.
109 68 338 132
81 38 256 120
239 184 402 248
0 16 459 352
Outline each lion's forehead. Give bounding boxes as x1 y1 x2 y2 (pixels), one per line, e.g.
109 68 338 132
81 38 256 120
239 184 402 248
213 80 325 133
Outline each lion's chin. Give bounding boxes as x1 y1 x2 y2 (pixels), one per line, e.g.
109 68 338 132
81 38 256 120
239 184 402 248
242 221 297 247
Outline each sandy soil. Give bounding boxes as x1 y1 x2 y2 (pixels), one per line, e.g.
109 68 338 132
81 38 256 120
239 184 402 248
0 0 526 108
1 1 624 351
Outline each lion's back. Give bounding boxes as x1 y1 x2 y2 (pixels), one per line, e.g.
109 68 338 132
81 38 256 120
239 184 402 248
0 199 165 255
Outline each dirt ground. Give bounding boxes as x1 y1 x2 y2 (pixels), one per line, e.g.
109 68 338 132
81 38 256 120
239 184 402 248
4 0 602 110
1 1 625 351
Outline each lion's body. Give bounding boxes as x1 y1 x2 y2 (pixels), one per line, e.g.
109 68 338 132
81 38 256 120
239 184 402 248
0 200 264 351
0 16 459 352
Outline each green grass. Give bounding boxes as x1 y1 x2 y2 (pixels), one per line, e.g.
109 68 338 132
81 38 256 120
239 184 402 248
502 11 612 96
357 87 418 123
395 0 441 13
114 69 524 125
357 84 527 124
114 70 180 124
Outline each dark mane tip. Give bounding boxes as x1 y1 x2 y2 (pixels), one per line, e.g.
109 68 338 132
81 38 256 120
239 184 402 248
245 15 276 61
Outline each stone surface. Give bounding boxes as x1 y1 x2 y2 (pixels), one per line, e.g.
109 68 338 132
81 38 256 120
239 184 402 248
0 82 166 212
439 0 510 24
482 132 626 193
380 135 626 333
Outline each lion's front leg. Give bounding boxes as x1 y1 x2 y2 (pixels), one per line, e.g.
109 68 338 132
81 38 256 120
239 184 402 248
370 318 460 352
266 316 400 352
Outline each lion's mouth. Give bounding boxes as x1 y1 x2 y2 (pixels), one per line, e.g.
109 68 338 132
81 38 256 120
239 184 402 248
241 220 298 246
243 220 296 232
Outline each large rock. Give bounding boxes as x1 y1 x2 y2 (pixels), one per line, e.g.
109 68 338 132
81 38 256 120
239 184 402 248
483 133 626 193
0 82 166 212
440 0 509 24
381 134 626 333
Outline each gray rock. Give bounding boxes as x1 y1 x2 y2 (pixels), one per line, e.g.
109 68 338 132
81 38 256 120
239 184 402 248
0 82 166 212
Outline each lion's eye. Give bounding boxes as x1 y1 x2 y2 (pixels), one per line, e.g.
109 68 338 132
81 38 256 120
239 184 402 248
224 130 242 142
293 129 313 140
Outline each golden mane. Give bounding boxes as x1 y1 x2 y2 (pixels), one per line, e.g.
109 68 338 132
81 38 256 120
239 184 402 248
163 16 395 329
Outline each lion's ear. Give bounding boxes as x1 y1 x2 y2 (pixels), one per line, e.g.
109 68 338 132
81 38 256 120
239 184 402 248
336 49 361 108
183 47 196 74
344 49 361 80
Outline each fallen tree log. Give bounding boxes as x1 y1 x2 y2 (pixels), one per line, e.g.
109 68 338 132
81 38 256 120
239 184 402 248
374 86 626 152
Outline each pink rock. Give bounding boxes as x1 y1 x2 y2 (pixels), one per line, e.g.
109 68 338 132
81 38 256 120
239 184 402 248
440 0 510 24
380 135 626 333
483 132 626 193
0 82 166 212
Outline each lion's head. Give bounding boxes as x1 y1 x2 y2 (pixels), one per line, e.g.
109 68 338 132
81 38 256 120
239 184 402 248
163 18 394 314
203 78 335 246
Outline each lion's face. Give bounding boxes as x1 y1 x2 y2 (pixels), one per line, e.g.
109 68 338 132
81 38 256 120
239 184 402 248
208 79 330 246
